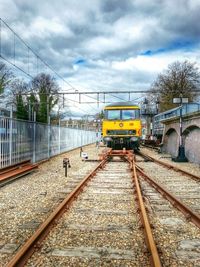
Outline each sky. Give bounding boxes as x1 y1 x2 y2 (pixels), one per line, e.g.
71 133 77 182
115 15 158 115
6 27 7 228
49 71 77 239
1 0 200 117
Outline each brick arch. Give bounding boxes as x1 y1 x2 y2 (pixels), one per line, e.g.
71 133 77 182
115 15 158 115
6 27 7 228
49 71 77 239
163 128 178 157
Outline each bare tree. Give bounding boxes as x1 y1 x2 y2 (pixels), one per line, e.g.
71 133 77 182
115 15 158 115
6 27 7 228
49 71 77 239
0 62 13 94
151 60 200 111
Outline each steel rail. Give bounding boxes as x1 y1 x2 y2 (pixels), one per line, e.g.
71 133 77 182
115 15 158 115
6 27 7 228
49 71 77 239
6 149 162 267
0 160 31 174
0 163 38 187
6 158 107 267
130 158 162 267
136 164 200 229
141 144 160 152
137 151 200 181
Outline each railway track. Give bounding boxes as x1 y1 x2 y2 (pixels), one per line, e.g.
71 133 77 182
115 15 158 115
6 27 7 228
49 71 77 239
137 151 200 181
6 150 161 267
136 151 200 218
141 144 160 152
138 178 200 266
135 151 200 265
3 149 200 266
0 160 38 187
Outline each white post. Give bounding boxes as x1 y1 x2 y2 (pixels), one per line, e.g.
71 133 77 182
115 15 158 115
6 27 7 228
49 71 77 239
33 111 36 163
48 115 50 159
59 118 61 154
0 116 2 167
9 106 13 165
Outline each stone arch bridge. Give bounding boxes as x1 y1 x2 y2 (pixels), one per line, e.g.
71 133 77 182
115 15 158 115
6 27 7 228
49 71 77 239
162 110 200 164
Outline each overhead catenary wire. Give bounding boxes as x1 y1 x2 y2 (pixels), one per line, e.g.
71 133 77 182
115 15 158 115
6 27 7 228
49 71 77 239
0 18 104 115
0 18 78 92
0 20 81 116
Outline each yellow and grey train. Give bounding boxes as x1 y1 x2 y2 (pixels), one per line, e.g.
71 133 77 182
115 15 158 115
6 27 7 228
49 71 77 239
102 101 142 150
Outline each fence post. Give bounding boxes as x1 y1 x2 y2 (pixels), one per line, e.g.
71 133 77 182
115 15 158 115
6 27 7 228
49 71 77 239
59 118 61 154
33 111 36 163
0 117 1 168
9 106 13 165
48 115 50 159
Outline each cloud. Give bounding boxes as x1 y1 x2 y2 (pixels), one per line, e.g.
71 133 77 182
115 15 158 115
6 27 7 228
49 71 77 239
1 0 200 115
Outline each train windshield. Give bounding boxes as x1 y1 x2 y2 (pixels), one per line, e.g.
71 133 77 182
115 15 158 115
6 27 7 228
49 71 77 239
106 110 121 120
105 109 140 120
122 109 140 120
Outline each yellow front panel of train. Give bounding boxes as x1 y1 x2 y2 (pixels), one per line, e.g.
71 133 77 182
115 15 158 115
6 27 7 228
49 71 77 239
102 120 141 137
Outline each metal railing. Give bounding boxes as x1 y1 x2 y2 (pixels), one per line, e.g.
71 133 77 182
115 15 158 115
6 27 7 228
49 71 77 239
153 103 200 136
0 116 98 169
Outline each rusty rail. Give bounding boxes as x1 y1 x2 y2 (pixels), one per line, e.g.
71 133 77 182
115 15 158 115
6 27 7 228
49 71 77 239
141 144 160 152
0 161 38 187
101 150 162 266
6 158 107 267
126 154 162 267
7 149 162 267
0 160 31 174
137 151 200 181
136 164 200 229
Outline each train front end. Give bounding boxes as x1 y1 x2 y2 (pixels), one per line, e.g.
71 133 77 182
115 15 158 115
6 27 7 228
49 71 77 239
102 102 142 150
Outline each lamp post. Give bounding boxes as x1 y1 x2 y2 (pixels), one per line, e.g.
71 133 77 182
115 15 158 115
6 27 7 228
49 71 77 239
172 94 188 162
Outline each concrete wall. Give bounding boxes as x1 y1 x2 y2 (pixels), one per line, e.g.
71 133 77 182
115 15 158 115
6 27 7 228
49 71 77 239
184 128 200 164
162 129 178 158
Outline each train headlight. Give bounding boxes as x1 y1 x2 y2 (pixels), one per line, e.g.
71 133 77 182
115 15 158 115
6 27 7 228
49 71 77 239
130 137 138 142
103 136 113 142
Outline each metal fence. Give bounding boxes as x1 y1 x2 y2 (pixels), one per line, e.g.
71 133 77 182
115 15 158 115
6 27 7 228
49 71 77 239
0 116 98 169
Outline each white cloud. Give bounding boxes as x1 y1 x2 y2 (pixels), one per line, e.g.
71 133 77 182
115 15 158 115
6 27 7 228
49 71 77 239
1 0 200 115
112 48 200 73
112 54 173 73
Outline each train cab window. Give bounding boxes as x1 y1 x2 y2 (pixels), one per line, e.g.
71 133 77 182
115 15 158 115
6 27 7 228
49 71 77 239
106 110 121 120
122 109 140 120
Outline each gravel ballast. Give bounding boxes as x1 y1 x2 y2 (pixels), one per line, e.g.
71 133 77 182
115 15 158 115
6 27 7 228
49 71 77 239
0 144 102 266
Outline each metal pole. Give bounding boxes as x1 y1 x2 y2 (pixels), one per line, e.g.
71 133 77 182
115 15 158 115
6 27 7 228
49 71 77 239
59 118 61 154
48 115 50 159
28 101 31 121
172 95 188 162
0 18 1 56
13 33 15 65
28 48 30 75
33 111 36 163
65 165 67 177
150 116 153 138
9 105 13 165
47 94 49 123
0 116 2 168
179 98 183 147
81 124 83 146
